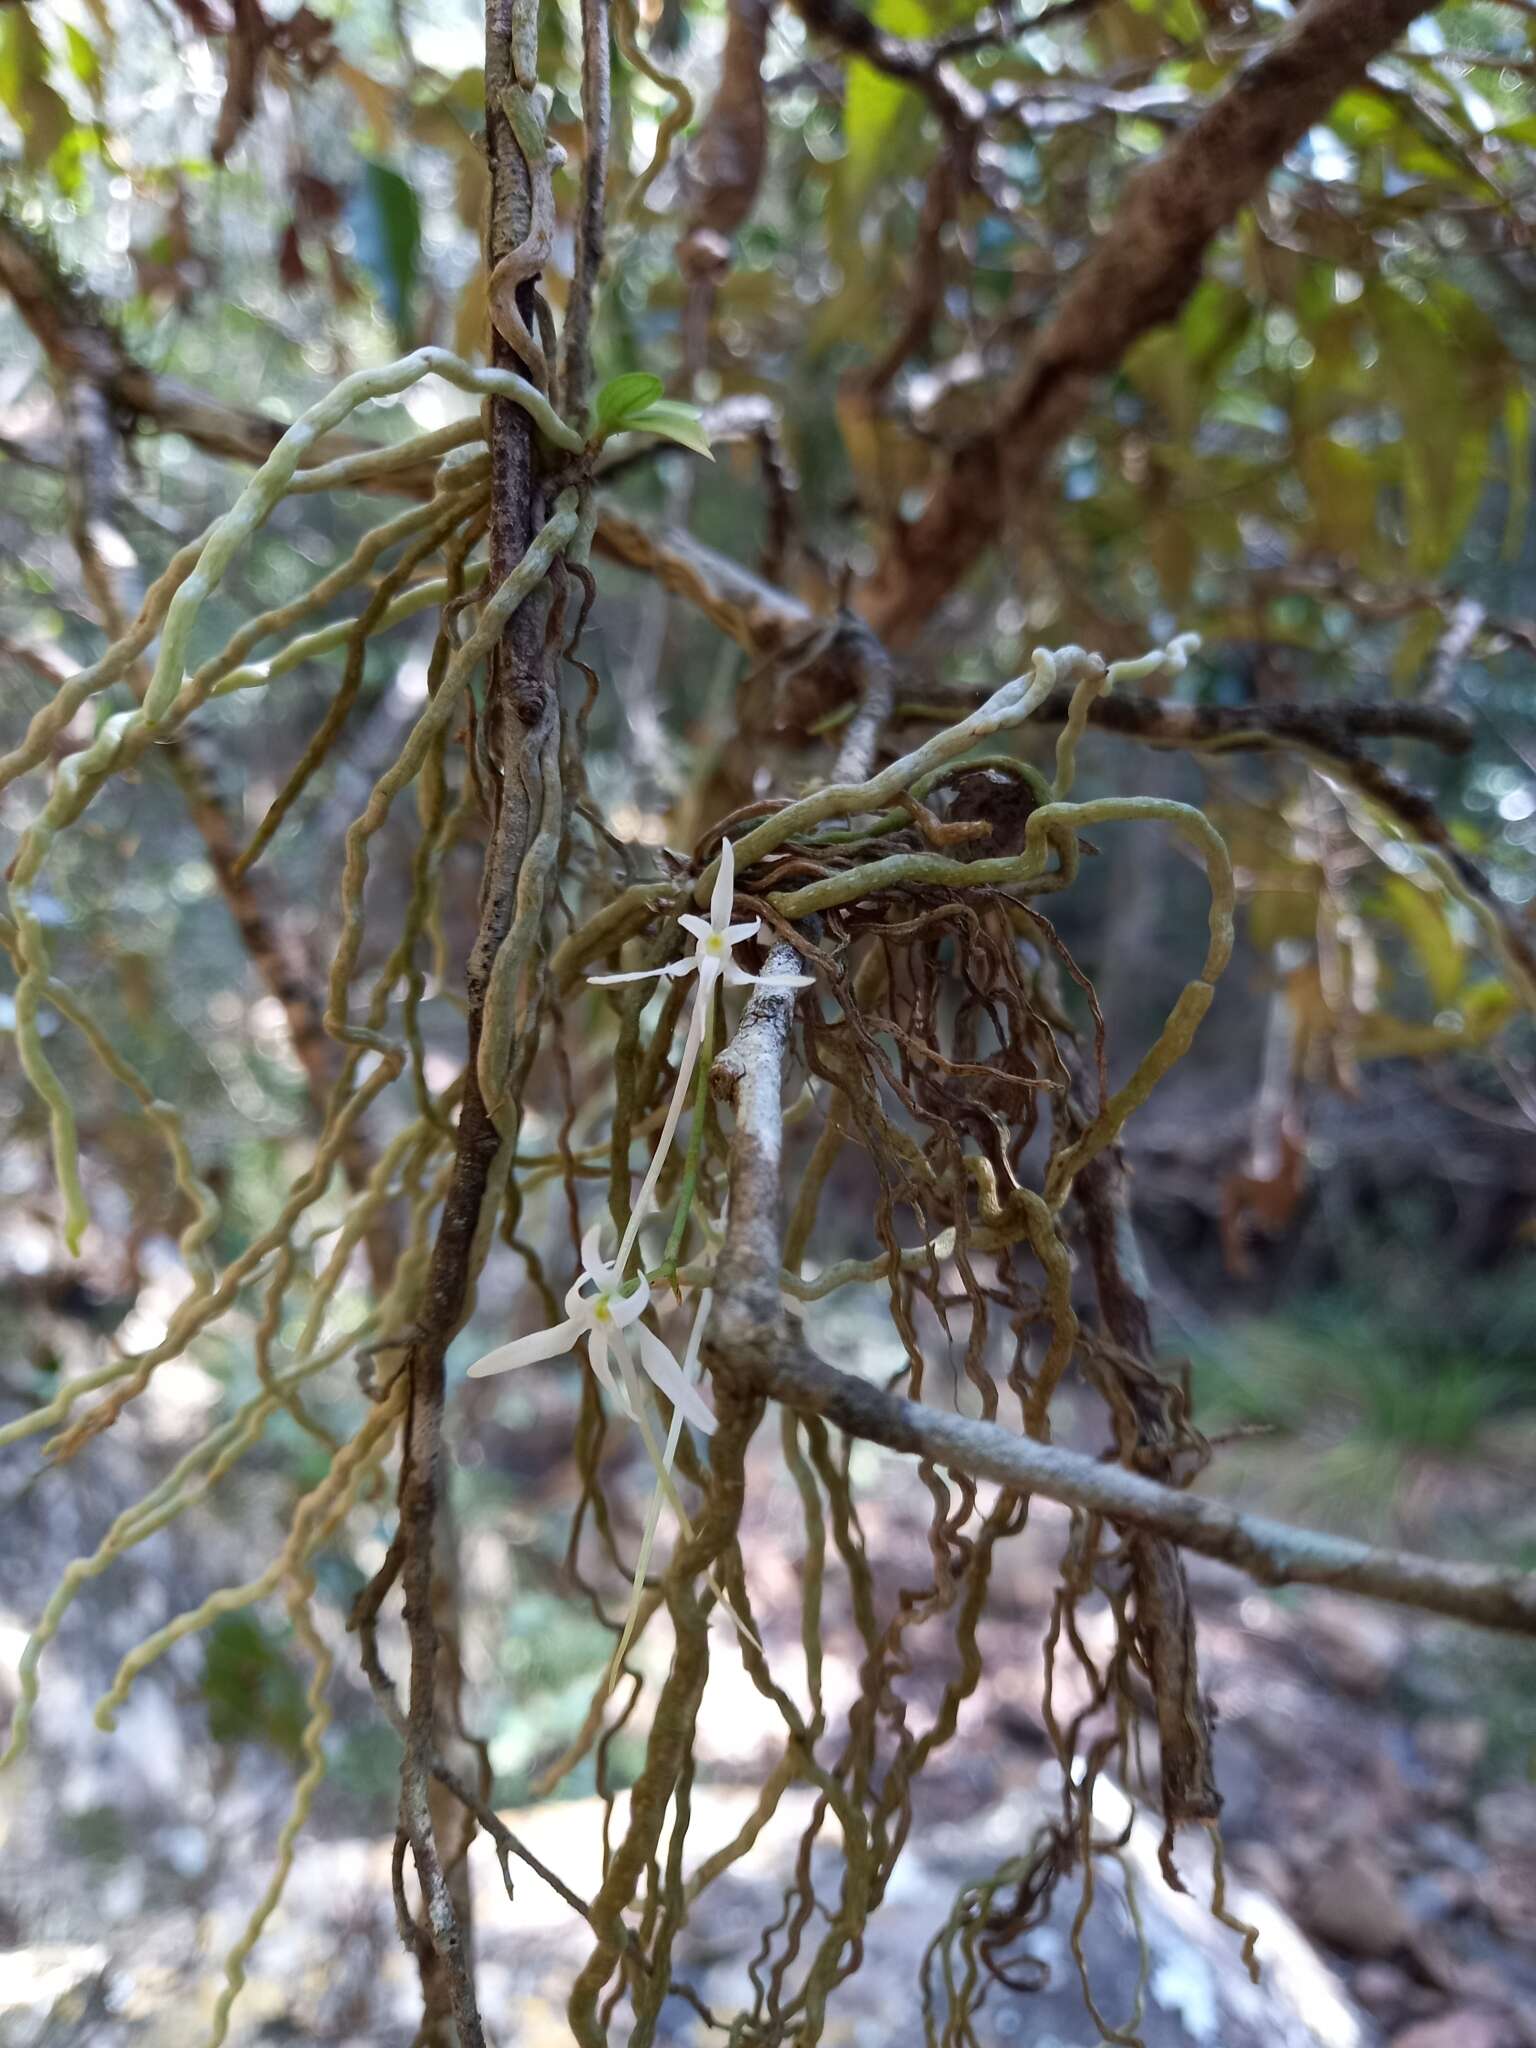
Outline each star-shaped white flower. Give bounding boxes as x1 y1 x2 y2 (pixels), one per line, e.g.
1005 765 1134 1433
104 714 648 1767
590 835 813 1267
589 835 815 1000
468 1222 717 1435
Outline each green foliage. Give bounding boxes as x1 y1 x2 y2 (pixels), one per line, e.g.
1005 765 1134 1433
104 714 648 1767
841 0 929 193
199 1613 311 1761
0 5 77 185
594 370 665 427
349 161 421 345
594 374 712 455
1194 1265 1534 1456
619 397 713 458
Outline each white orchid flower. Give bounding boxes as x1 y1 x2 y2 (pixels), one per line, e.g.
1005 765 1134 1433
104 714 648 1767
589 835 815 1001
467 1222 717 1435
589 836 814 1268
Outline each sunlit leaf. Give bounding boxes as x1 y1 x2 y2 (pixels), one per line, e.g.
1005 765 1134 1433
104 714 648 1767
842 0 928 194
63 23 101 97
0 3 77 178
622 399 714 458
1378 875 1465 1007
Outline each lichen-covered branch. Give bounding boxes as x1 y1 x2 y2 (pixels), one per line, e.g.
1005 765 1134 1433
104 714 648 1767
706 1320 1536 1636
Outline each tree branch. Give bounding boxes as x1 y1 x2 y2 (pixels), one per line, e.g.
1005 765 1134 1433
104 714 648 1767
386 7 562 2036
707 1318 1536 1634
863 0 1440 643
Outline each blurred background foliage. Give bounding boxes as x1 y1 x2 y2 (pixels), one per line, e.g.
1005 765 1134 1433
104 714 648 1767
2 0 1535 1834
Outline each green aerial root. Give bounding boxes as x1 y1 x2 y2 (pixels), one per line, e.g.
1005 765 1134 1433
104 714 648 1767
611 0 694 218
92 1388 402 1732
6 350 580 1255
203 1571 334 2048
0 1323 368 1772
327 489 580 1053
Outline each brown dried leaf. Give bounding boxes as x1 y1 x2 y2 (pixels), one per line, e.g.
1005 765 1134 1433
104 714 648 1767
210 0 267 164
277 220 309 288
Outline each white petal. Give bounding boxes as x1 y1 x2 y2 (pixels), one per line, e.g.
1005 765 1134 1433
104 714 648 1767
608 1271 652 1328
589 966 670 985
709 836 736 931
581 1221 610 1281
611 1333 708 1554
663 955 699 980
723 919 760 946
677 913 713 943
586 1326 631 1413
635 1322 718 1435
466 1316 583 1376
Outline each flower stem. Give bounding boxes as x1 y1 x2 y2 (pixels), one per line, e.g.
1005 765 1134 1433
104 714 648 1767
660 989 715 1275
615 971 710 1274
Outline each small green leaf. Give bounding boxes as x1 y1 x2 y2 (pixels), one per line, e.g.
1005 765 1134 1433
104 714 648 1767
0 4 76 178
595 371 664 427
623 399 714 459
1503 385 1530 563
1379 875 1465 1008
843 0 929 193
200 1613 309 1760
63 23 101 94
349 160 421 345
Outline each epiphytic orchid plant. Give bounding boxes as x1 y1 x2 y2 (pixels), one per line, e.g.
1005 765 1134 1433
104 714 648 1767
467 837 812 1423
466 840 809 1675
592 832 813 1270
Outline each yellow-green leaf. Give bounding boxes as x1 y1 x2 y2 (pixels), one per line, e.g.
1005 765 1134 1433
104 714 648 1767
1379 876 1465 1008
596 372 665 428
624 400 713 459
842 0 928 193
1503 384 1531 562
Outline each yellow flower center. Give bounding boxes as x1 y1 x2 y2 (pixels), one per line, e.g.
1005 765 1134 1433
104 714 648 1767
705 931 726 956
